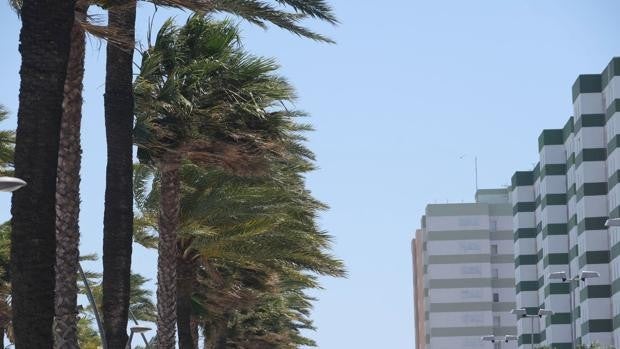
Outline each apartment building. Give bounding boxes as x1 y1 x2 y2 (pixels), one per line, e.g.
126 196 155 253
413 189 518 349
510 57 620 348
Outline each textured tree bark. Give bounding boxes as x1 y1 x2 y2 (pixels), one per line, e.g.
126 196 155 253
101 1 136 348
190 317 199 349
177 256 196 349
11 0 75 347
53 2 88 348
156 157 181 349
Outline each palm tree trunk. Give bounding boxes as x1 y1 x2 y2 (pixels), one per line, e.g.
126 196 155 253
11 0 75 347
190 317 199 349
177 256 195 349
101 1 136 348
156 156 181 349
53 3 88 348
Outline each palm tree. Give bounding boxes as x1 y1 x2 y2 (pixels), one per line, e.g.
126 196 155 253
101 1 137 346
134 15 332 348
102 2 336 345
53 1 90 347
11 0 75 347
134 157 345 348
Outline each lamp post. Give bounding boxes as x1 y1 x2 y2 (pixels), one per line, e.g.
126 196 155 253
549 270 600 348
482 335 518 346
511 308 553 349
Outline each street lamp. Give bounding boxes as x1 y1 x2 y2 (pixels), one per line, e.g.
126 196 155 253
549 270 599 348
511 308 553 349
605 218 620 227
125 326 151 349
0 176 26 192
482 335 518 344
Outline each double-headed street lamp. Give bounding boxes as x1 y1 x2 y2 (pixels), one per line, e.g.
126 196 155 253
511 308 553 349
549 270 599 349
481 334 518 345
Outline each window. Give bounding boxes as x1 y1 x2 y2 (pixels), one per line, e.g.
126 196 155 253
494 343 501 349
490 220 497 232
492 268 499 279
491 244 498 255
493 293 499 302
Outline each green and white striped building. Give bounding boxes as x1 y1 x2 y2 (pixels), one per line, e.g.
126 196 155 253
415 189 518 349
510 57 620 348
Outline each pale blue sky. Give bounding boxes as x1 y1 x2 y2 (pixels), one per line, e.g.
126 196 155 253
2 1 620 348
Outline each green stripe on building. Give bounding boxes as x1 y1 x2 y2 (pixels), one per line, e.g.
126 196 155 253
578 250 610 268
515 254 538 266
543 253 568 267
576 182 608 200
575 114 605 133
572 74 602 102
545 312 571 326
602 57 620 89
545 282 569 296
514 228 537 240
512 171 534 187
577 216 609 235
575 148 607 168
563 117 574 141
581 319 613 334
513 202 536 215
516 281 539 293
580 285 612 302
542 223 567 238
538 129 564 151
606 99 620 121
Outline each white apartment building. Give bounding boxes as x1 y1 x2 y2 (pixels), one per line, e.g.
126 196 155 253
510 57 620 349
413 189 518 349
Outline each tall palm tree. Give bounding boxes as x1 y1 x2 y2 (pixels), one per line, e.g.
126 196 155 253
102 2 336 345
11 0 75 347
53 2 90 347
101 1 137 347
134 15 321 348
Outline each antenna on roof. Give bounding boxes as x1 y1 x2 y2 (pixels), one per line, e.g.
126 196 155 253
475 156 479 191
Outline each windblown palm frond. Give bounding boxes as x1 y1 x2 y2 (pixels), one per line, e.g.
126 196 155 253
146 0 337 43
134 15 306 175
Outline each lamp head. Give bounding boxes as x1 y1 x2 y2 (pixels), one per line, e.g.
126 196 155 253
0 177 26 192
580 271 600 281
511 308 527 317
549 271 568 282
538 309 553 318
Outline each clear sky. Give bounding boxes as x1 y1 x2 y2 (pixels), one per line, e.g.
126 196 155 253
3 1 620 348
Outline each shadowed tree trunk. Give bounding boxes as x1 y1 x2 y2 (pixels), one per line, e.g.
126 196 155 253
157 157 181 349
177 256 196 349
11 0 75 347
190 317 199 349
53 3 88 348
101 1 136 347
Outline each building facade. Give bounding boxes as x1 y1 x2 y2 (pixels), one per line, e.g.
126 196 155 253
413 232 426 349
413 189 518 349
510 57 620 348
